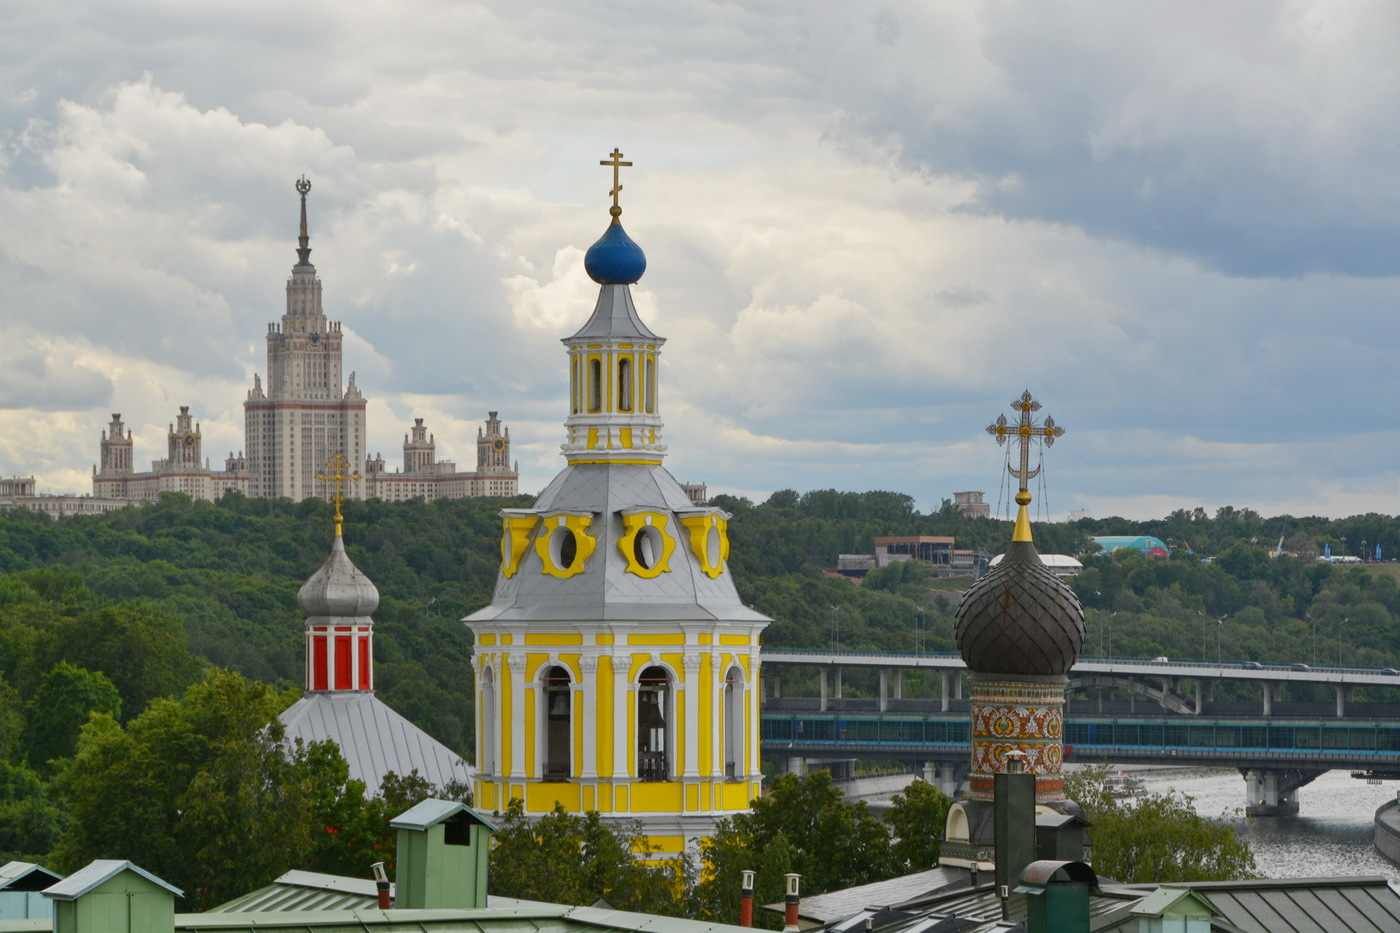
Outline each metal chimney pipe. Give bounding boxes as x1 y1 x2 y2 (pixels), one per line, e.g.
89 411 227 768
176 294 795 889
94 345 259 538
783 873 801 932
740 870 756 927
371 861 391 910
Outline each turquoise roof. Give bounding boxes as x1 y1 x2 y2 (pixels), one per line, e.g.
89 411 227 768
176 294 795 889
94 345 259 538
1093 536 1170 555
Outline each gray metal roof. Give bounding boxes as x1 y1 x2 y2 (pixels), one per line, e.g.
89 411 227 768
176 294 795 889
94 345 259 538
207 871 541 915
1164 876 1400 933
467 464 769 626
168 902 761 933
279 692 474 796
779 868 971 924
0 863 61 892
390 799 498 832
208 870 383 914
42 860 182 901
566 285 660 342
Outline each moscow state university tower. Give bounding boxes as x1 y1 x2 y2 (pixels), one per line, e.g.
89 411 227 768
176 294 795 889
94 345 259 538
245 177 367 501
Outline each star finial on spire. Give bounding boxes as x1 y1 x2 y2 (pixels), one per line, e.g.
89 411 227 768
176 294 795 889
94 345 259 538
986 390 1065 542
295 175 313 266
316 452 361 538
599 148 633 224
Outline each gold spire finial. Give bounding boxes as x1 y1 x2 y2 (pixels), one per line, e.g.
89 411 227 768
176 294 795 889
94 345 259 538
986 390 1065 543
316 453 361 538
599 148 633 223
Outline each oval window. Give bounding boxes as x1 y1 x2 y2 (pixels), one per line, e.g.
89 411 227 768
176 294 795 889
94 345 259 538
634 526 662 569
550 526 578 569
706 525 722 566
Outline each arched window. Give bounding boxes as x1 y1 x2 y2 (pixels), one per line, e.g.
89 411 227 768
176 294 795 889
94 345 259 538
571 356 581 415
644 357 655 413
541 665 572 781
724 666 744 779
588 359 602 413
480 666 496 777
618 357 633 412
637 666 671 781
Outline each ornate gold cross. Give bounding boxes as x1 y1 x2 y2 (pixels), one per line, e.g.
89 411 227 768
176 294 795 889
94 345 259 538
599 148 632 210
987 389 1065 494
316 453 361 537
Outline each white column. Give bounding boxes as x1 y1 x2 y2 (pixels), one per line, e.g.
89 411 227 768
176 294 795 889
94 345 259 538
712 653 725 777
683 654 701 778
507 653 527 778
613 656 630 782
749 658 762 779
580 655 599 779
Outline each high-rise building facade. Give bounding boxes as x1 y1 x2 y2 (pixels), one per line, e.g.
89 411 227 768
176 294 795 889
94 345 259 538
244 177 367 502
92 407 249 502
364 412 519 502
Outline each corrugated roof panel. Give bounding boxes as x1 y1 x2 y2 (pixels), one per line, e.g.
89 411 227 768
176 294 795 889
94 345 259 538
279 691 473 795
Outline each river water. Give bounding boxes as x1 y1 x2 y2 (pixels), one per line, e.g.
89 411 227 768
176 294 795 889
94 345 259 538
1127 766 1399 880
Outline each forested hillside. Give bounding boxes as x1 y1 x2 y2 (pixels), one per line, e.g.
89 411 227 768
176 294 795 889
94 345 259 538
0 486 1392 889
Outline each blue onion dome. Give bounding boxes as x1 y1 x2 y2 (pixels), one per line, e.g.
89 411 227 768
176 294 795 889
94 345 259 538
585 208 647 284
955 539 1084 676
298 536 380 618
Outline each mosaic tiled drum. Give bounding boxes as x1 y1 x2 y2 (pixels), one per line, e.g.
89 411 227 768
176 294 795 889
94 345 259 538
967 677 1068 801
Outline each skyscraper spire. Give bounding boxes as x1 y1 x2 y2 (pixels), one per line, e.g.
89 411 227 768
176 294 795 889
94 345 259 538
295 175 313 267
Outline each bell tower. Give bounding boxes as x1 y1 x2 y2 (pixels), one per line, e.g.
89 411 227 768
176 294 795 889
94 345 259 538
465 152 768 858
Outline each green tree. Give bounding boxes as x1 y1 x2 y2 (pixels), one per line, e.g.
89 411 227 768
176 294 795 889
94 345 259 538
885 779 951 871
1064 767 1256 883
696 770 898 917
50 669 392 909
0 761 68 860
488 800 683 914
20 662 121 774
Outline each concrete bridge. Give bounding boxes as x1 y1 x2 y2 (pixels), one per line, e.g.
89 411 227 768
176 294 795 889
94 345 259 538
759 650 1400 816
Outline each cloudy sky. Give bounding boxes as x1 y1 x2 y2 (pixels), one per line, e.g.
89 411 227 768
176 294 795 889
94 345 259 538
2 1 1399 522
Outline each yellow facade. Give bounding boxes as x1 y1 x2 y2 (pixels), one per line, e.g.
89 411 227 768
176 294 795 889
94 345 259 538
466 185 770 859
472 625 764 857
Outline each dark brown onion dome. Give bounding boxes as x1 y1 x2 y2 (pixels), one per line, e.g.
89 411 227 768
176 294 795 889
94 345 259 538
955 539 1084 675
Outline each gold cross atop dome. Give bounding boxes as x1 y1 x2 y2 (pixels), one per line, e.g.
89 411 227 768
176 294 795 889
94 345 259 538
599 148 633 221
986 390 1065 542
316 453 361 538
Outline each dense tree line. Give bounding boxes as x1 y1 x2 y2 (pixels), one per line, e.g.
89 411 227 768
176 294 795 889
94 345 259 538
4 486 1393 899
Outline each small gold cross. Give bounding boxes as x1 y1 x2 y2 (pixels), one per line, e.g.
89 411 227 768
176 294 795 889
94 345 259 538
316 453 361 537
599 148 633 210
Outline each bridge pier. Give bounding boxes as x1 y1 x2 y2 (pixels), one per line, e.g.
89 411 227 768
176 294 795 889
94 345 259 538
820 670 827 711
1242 767 1325 816
1337 686 1353 718
922 760 967 798
1263 682 1273 716
893 669 902 700
787 756 805 777
770 672 780 699
879 669 888 712
940 671 950 712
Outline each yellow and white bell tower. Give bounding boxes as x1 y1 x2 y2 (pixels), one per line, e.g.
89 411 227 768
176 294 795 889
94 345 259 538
465 151 769 857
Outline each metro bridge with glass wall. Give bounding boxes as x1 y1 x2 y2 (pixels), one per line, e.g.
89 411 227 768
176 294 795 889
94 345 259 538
759 650 1400 815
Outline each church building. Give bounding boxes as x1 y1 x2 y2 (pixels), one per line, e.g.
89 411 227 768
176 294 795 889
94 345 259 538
280 474 473 795
465 152 769 857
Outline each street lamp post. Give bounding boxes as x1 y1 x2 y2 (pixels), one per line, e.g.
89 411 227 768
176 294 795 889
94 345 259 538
829 605 841 651
1338 617 1348 667
1217 615 1227 662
